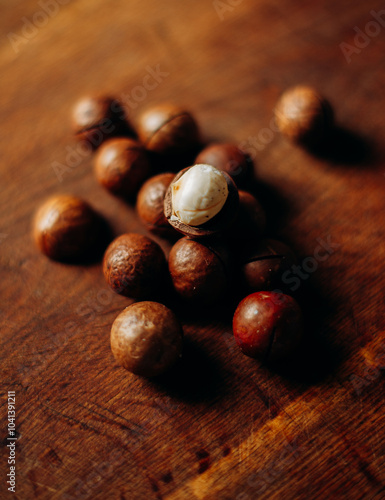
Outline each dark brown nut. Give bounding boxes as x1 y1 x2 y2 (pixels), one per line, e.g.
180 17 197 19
103 233 167 299
195 143 252 187
94 138 151 198
137 103 200 155
164 164 239 238
233 291 303 363
33 195 101 260
239 239 296 293
229 190 265 242
136 173 177 237
111 301 183 377
72 95 130 149
168 237 230 304
274 85 333 145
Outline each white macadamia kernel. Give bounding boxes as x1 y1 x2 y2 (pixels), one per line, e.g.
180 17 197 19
171 164 228 226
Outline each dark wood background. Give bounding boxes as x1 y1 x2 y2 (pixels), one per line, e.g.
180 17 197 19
2 0 385 498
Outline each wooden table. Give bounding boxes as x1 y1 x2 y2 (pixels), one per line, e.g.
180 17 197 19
2 0 385 498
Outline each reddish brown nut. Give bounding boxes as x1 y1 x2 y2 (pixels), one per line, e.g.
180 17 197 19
94 138 151 198
239 239 296 293
168 237 230 304
274 85 333 145
164 164 239 238
195 143 252 187
72 95 130 149
33 195 101 260
137 103 200 155
103 233 167 299
229 190 265 242
111 301 183 377
233 291 303 363
136 173 177 237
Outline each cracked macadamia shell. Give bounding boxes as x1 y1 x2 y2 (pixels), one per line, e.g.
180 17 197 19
233 292 303 363
164 165 239 238
111 301 183 377
171 164 228 226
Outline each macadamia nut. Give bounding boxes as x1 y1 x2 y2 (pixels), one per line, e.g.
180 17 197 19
170 164 229 226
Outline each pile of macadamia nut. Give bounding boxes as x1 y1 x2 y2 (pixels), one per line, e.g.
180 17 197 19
33 86 333 377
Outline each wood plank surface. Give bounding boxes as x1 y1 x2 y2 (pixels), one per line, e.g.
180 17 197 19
1 0 385 498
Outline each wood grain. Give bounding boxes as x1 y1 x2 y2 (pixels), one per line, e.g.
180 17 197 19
1 0 385 499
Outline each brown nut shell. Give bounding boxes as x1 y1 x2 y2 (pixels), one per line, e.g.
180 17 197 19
233 291 303 363
33 195 100 260
164 166 239 238
111 301 183 377
136 173 177 236
137 104 200 155
239 239 296 293
229 190 265 242
195 143 252 187
168 237 230 304
72 95 130 148
103 233 167 299
274 85 333 145
95 138 151 198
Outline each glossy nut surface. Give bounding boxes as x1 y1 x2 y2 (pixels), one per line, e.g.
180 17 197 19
137 103 200 154
111 301 183 377
95 138 151 198
229 190 265 242
168 237 230 304
33 195 100 260
72 95 129 148
103 233 167 299
274 85 333 144
239 239 296 293
195 143 252 187
136 173 176 236
233 291 303 363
